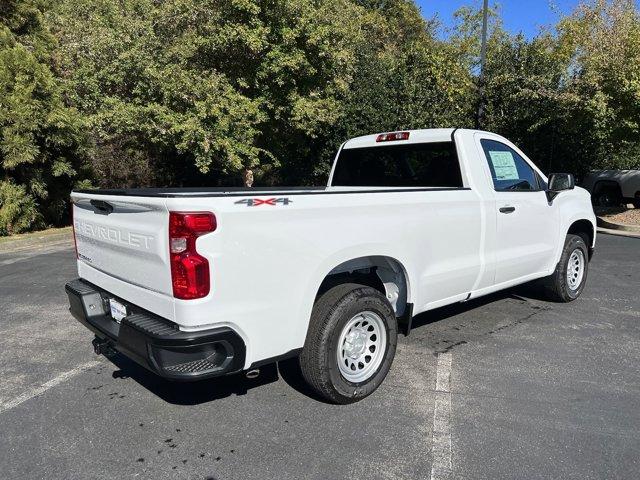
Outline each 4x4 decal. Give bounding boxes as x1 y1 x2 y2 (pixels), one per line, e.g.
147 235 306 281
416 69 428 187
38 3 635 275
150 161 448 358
235 197 292 207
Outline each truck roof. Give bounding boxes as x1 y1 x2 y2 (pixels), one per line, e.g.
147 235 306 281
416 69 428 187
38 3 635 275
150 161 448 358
342 128 457 149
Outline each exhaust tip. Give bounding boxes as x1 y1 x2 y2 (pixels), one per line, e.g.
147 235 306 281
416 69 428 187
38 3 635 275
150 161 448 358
245 369 260 379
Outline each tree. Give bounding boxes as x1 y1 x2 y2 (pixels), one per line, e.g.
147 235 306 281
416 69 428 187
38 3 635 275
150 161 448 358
451 0 640 175
557 0 640 170
51 0 372 187
313 0 475 183
0 0 89 235
476 30 584 173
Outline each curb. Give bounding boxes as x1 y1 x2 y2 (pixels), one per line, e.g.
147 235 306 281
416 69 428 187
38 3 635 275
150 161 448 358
596 216 640 233
597 227 640 239
0 227 73 253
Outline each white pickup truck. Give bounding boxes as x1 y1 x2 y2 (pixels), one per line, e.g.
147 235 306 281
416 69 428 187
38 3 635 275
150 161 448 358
66 128 596 403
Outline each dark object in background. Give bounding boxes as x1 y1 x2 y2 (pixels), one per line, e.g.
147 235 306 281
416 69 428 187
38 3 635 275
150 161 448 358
580 170 640 207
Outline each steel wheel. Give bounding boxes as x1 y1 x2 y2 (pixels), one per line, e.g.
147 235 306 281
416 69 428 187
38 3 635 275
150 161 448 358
566 248 585 291
337 311 387 383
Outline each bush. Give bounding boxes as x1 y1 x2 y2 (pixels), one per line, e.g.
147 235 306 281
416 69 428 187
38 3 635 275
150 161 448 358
0 180 43 235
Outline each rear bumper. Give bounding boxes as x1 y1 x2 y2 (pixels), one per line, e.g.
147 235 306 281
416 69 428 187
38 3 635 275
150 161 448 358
65 278 246 381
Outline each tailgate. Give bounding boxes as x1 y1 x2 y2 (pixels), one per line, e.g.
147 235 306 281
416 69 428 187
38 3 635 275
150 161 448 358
72 193 171 295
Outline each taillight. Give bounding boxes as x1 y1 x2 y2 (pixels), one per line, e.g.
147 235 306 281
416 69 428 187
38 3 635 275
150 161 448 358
169 212 216 300
376 131 410 142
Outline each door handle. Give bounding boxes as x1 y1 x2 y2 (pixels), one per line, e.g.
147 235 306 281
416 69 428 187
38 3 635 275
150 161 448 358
499 206 516 214
90 199 114 214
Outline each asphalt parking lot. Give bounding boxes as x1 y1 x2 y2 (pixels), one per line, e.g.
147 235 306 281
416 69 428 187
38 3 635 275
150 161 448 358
1 233 639 480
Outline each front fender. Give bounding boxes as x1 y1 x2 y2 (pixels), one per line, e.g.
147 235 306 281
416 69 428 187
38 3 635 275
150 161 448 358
550 187 596 269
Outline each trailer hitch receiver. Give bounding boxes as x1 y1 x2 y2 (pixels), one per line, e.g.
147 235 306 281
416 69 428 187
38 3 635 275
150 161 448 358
92 337 116 357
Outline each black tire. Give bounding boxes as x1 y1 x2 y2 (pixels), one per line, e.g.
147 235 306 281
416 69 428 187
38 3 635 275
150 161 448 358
299 283 398 404
542 234 589 302
593 183 623 207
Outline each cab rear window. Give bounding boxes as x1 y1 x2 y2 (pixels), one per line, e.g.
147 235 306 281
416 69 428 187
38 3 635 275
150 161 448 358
331 142 463 188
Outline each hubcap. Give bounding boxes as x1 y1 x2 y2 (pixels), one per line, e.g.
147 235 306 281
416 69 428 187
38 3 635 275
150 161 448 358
566 248 585 291
337 311 387 383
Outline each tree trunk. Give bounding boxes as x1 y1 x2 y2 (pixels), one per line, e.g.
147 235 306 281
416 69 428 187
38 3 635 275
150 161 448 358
243 168 254 188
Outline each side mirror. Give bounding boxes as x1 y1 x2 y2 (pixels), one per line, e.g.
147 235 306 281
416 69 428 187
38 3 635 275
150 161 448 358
546 173 575 202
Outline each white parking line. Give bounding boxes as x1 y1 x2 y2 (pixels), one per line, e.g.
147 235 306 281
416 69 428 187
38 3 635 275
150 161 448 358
430 352 453 480
0 361 101 415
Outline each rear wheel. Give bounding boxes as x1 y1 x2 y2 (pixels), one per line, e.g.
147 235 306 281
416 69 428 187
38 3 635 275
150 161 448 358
299 283 397 404
542 234 589 302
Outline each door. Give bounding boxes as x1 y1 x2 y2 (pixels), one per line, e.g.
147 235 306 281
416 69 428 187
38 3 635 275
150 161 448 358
478 138 559 285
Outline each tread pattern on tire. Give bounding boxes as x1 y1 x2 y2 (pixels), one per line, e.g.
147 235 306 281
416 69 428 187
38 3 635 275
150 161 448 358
543 234 588 302
299 283 397 404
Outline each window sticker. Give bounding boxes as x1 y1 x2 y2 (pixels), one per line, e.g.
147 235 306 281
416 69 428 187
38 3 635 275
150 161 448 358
488 151 519 180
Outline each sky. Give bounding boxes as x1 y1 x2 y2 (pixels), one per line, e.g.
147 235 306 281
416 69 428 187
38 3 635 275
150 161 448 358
416 0 590 38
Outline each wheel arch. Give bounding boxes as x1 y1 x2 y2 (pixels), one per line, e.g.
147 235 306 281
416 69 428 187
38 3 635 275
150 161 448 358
592 180 623 206
592 179 622 194
315 255 412 319
292 247 414 355
566 218 595 259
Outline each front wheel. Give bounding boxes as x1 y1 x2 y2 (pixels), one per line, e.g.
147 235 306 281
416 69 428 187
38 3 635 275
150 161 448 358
542 234 589 302
299 283 398 404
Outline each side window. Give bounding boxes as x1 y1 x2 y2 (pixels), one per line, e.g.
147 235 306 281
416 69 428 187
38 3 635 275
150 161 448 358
480 139 540 191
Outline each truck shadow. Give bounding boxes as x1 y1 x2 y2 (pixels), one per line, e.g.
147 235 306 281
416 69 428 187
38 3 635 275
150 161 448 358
106 281 551 405
409 282 552 354
107 354 280 405
278 282 553 401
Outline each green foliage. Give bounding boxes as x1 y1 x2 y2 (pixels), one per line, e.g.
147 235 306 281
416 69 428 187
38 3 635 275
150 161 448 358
0 180 43 235
557 0 640 170
279 0 475 182
0 0 90 234
455 0 640 174
50 0 369 186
